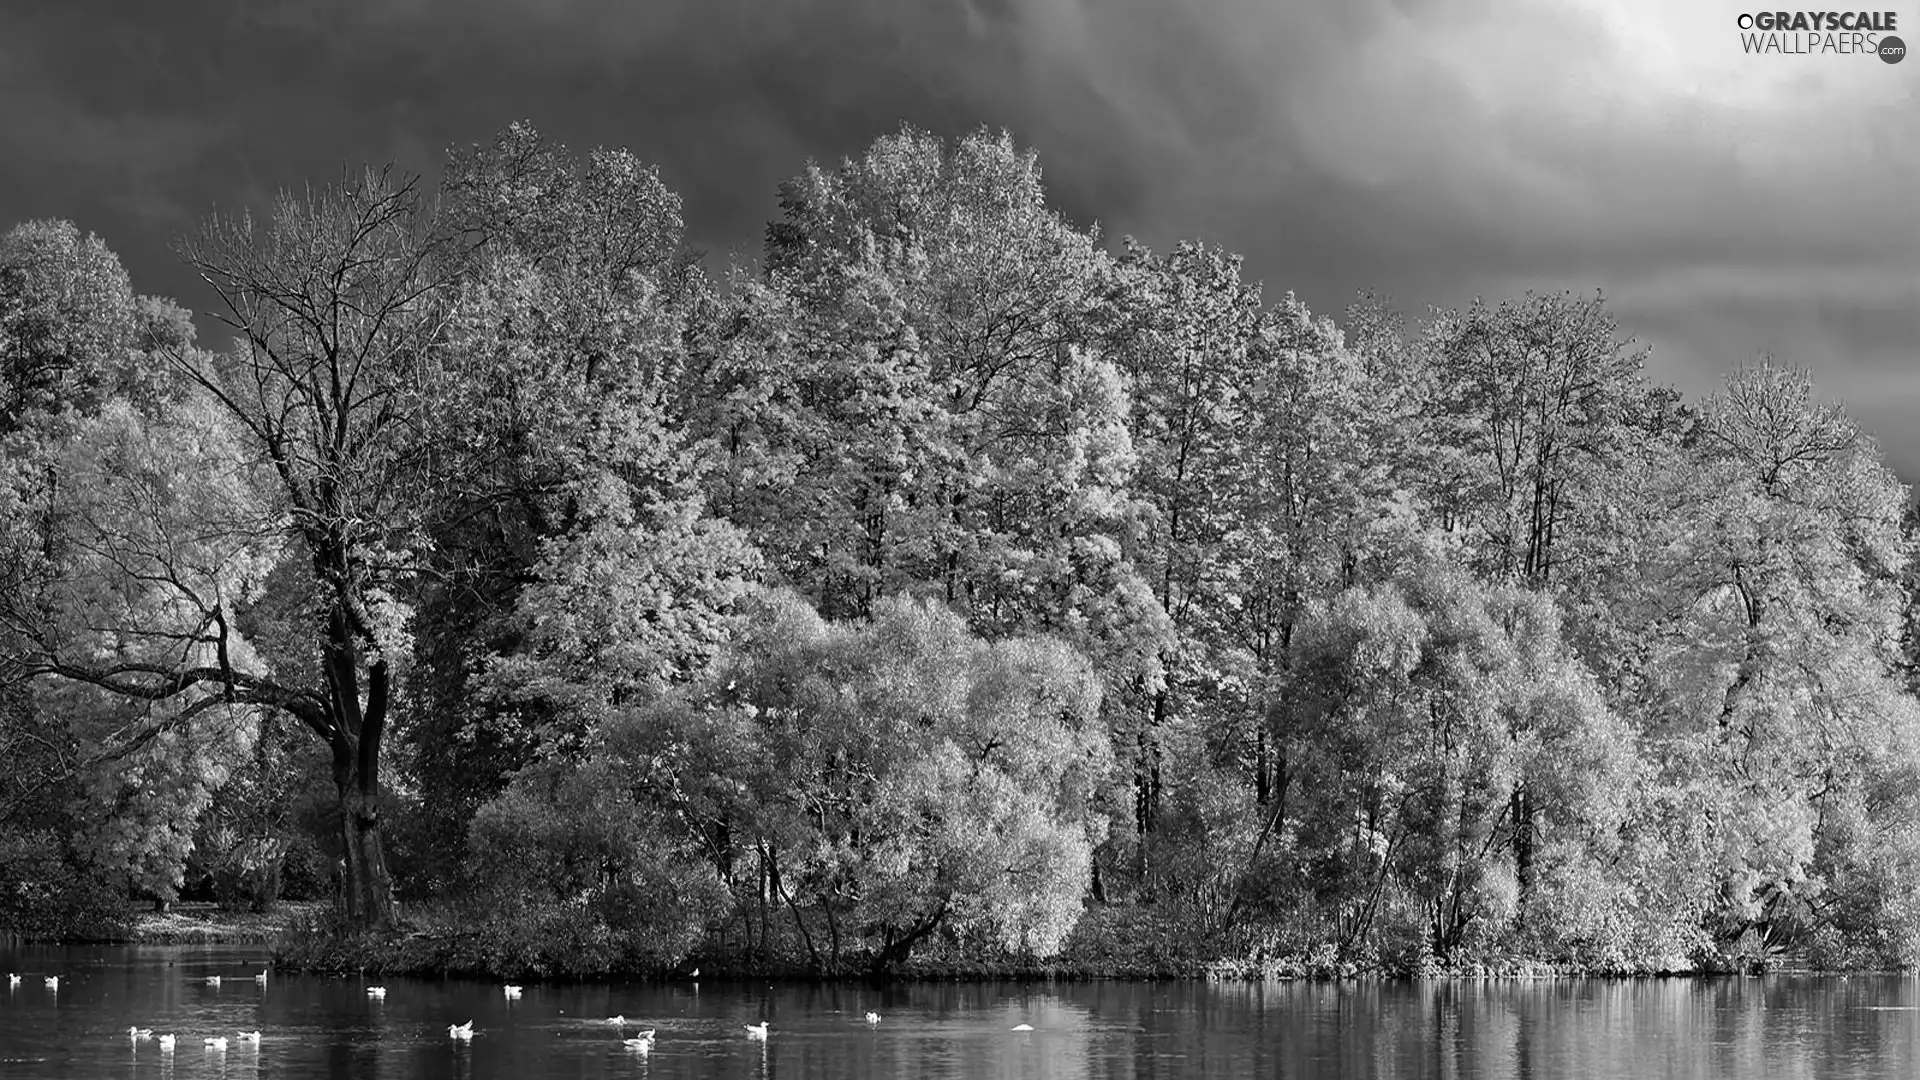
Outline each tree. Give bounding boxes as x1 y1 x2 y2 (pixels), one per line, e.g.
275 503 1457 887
1099 240 1261 881
1417 290 1655 913
630 589 1113 973
1283 561 1635 964
703 128 1167 910
3 172 459 931
404 124 759 884
0 219 206 933
1662 360 1914 959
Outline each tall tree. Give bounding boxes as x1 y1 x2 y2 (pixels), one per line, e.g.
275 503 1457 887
705 127 1169 902
1678 360 1912 955
1420 290 1653 911
1102 240 1260 866
403 123 758 880
1285 561 1635 962
6 171 457 930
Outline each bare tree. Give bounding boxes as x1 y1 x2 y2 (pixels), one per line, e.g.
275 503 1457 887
27 167 458 930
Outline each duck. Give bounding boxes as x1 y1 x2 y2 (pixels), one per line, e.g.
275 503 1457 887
206 975 222 987
366 986 387 999
6 973 18 987
633 1028 656 1042
745 1021 770 1039
865 1011 881 1025
605 1014 626 1026
1011 1023 1034 1031
622 1037 653 1052
239 1031 261 1044
254 969 269 985
204 1036 228 1051
43 976 58 990
448 1021 474 1040
157 1034 176 1051
502 985 522 999
127 1027 153 1039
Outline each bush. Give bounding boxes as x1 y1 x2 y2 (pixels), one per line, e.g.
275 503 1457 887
462 755 730 976
0 828 131 940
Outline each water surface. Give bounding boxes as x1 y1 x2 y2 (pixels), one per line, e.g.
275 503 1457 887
4 944 1919 1077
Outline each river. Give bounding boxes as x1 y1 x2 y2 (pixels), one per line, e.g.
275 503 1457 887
3 944 1919 1077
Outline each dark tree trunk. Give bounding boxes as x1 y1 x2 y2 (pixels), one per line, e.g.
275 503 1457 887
321 603 397 932
872 900 949 974
1134 696 1166 886
1511 786 1535 924
1255 726 1270 805
337 775 396 931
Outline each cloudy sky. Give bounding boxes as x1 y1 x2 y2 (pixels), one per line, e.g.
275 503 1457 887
1 0 1914 469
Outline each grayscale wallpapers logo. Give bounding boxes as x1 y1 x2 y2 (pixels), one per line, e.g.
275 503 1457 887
1734 10 1906 60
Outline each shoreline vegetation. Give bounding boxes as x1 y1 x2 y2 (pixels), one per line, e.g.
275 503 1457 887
7 120 1920 988
38 902 1834 983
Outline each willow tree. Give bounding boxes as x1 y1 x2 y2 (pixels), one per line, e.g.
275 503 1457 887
12 170 458 930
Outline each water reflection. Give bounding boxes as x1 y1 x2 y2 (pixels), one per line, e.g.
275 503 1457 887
3 945 1919 1077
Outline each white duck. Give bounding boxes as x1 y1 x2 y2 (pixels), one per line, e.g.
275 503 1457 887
745 1021 770 1040
448 1021 474 1040
239 1031 261 1044
6 973 18 987
605 1014 626 1026
206 975 222 987
127 1027 153 1039
204 1036 228 1051
865 1011 881 1025
254 969 269 985
43 976 58 990
622 1036 653 1052
1011 1023 1035 1031
366 986 387 999
157 1034 176 1051
502 985 522 999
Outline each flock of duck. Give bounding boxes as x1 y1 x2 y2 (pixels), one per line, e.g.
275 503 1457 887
402 987 882 1053
4 969 1055 1056
10 968 274 1054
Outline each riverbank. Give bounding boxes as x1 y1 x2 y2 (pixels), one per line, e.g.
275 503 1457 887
17 900 1794 981
265 904 1742 983
267 904 1224 982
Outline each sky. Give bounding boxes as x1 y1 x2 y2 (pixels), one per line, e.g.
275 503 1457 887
0 0 1915 470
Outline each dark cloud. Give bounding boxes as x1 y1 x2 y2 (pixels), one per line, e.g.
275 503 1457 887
0 0 1912 472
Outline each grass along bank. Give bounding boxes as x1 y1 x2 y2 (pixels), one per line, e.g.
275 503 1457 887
129 901 323 945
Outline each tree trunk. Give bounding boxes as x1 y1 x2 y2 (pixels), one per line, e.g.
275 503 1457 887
319 601 397 932
1255 727 1270 805
872 900 949 974
338 784 395 931
767 843 821 972
1511 785 1534 927
825 894 842 974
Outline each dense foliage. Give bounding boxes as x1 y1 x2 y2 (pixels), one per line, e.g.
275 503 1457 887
2 123 1916 976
